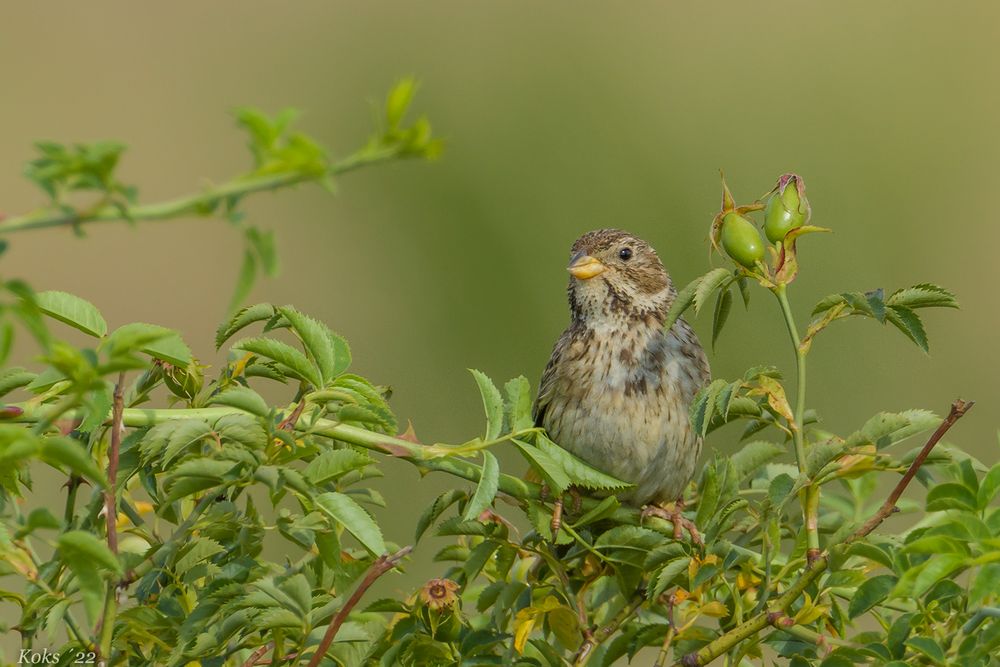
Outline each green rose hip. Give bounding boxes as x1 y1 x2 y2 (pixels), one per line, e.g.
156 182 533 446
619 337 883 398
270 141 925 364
764 174 810 243
721 212 765 268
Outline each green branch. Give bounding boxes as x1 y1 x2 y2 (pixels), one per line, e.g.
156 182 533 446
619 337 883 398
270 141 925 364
0 147 402 236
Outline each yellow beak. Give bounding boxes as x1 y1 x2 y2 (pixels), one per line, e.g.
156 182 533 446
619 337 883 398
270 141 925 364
567 254 605 280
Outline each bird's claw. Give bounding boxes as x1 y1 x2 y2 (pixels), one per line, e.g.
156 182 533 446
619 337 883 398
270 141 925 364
641 500 703 547
548 487 584 541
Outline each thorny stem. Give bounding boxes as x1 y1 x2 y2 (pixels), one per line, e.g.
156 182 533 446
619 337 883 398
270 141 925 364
773 284 820 565
675 399 972 666
305 546 412 667
96 373 126 665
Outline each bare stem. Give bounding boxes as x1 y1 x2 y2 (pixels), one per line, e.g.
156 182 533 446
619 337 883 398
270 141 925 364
773 284 820 564
573 594 645 665
305 546 412 667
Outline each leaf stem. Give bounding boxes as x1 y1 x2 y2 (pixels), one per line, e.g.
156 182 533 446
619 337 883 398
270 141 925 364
773 284 820 564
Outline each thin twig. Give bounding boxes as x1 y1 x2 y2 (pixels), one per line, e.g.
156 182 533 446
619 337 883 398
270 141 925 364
676 399 973 667
847 399 973 543
240 644 272 667
104 373 126 555
574 594 645 665
305 546 412 667
654 593 678 667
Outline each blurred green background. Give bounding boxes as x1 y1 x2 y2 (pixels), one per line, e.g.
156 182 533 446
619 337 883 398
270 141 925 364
2 1 998 656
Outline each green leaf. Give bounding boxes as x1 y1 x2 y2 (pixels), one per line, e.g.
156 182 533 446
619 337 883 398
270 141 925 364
216 303 276 348
39 436 108 488
535 433 632 491
58 530 122 575
174 537 225 577
0 367 35 398
885 305 928 353
848 574 896 618
969 563 1000 606
711 287 732 348
304 449 373 485
34 291 107 337
648 557 691 599
978 462 1000 509
315 492 386 556
208 386 270 417
662 273 702 333
415 489 466 543
693 268 733 316
887 283 958 310
139 419 214 466
504 375 534 432
469 369 504 440
512 438 571 494
78 382 113 434
905 637 946 665
850 410 939 450
15 507 61 539
463 451 500 520
104 322 193 366
234 336 322 388
731 441 786 481
912 553 967 597
280 306 338 385
926 483 978 512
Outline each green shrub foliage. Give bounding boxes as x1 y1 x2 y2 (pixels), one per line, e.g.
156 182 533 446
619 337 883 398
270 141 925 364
0 95 996 667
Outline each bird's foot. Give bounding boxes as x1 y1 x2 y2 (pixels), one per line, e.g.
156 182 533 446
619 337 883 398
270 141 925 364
641 500 703 547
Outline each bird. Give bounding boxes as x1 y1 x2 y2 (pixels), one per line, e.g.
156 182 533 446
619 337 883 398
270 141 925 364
532 228 710 543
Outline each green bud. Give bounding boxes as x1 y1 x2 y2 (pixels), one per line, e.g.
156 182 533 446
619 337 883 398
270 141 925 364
764 175 810 243
721 213 765 268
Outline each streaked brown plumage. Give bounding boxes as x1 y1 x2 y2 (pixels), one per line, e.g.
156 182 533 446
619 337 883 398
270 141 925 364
533 229 710 532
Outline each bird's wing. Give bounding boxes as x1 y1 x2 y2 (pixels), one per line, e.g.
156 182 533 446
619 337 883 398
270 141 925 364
533 328 571 428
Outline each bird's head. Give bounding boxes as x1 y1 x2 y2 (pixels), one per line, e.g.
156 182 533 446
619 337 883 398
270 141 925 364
566 229 674 326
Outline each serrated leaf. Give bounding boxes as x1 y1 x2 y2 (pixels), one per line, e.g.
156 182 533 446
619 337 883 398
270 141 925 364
663 273 701 333
39 436 108 488
731 441 786 481
315 492 386 556
648 557 691 599
469 369 504 440
504 375 533 432
34 290 107 337
103 322 192 366
885 305 928 353
216 303 276 348
415 489 466 542
912 554 967 597
175 537 225 577
208 386 270 417
535 433 631 491
280 306 337 385
848 574 896 618
234 336 322 388
693 268 733 316
512 438 571 493
887 283 958 310
0 367 35 398
978 462 1000 509
463 450 500 520
58 530 122 575
139 419 214 466
304 449 373 485
711 287 732 348
851 409 939 450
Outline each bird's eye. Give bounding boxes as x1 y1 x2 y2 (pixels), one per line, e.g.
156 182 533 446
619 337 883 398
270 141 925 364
619 247 633 261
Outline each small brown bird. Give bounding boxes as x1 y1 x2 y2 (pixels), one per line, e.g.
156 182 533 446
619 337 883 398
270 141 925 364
533 229 710 541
